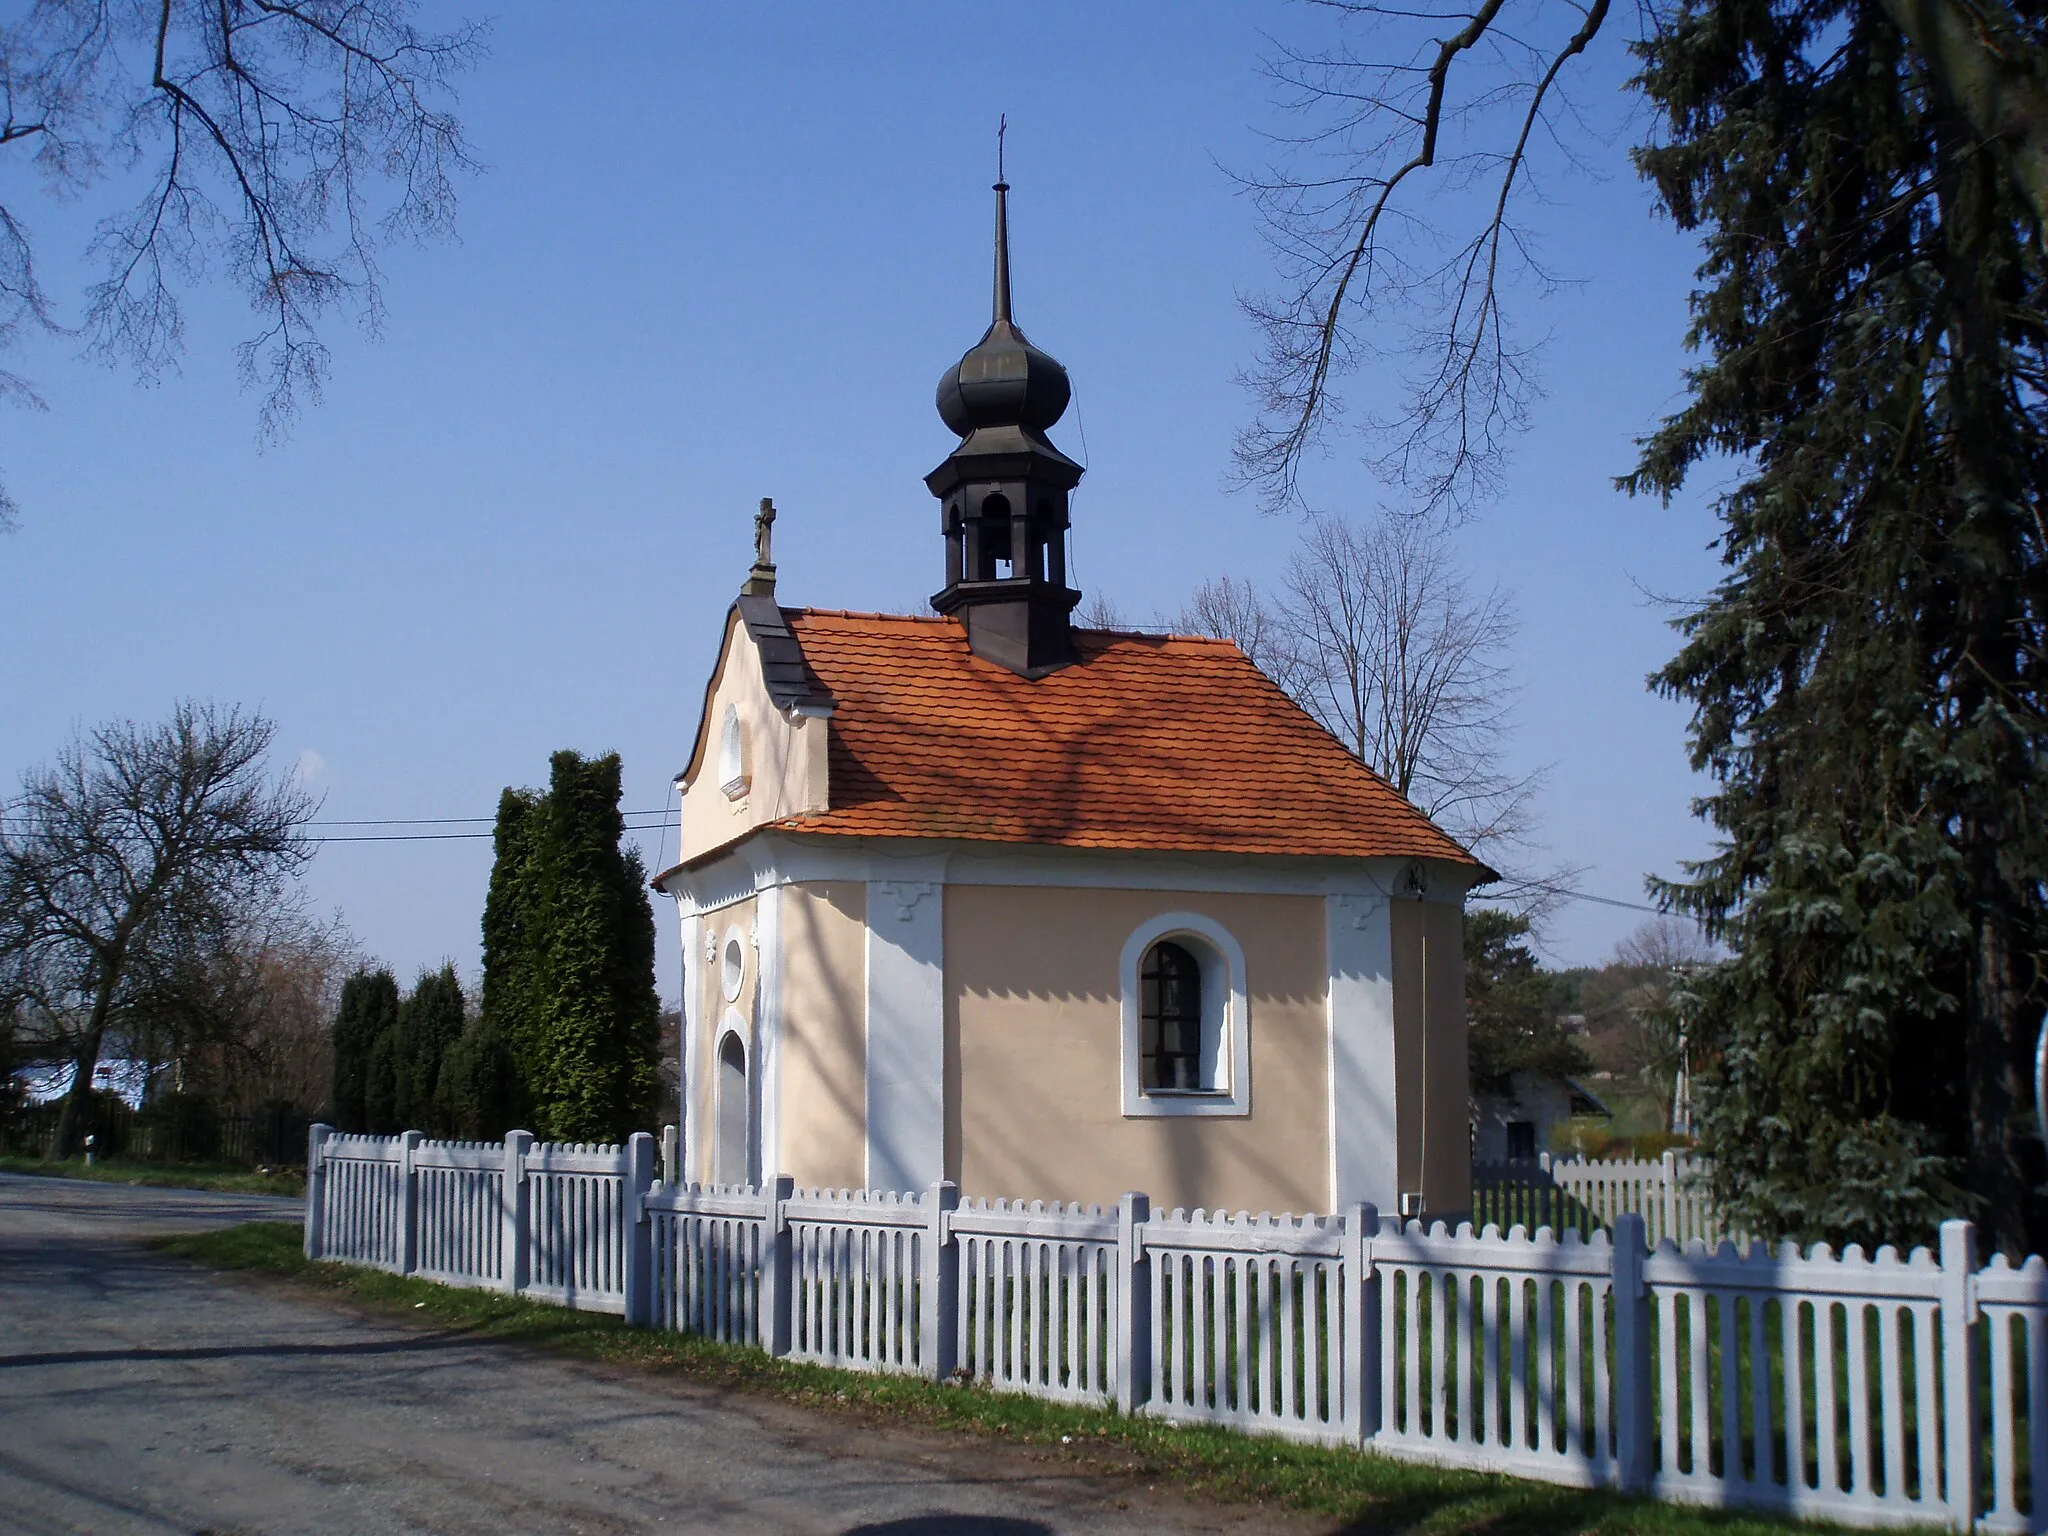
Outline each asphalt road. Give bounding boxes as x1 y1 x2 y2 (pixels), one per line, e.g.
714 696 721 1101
0 1173 1334 1536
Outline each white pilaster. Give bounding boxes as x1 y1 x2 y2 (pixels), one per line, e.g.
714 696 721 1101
1327 890 1398 1212
756 884 784 1184
680 909 702 1182
865 875 945 1193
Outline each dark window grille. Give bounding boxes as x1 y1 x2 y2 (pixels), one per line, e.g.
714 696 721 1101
1140 940 1204 1092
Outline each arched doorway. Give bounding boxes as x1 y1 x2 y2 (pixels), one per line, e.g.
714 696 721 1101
716 1030 753 1188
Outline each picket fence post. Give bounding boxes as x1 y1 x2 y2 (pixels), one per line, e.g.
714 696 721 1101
623 1132 656 1327
1610 1212 1652 1492
1939 1219 1979 1531
303 1123 331 1261
761 1174 795 1357
1661 1150 1679 1245
921 1180 960 1380
1346 1203 1380 1445
660 1123 679 1188
396 1129 422 1276
502 1129 532 1296
1116 1191 1151 1415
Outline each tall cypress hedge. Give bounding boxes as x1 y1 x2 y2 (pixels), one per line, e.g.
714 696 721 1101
330 968 400 1133
395 963 466 1134
478 752 659 1143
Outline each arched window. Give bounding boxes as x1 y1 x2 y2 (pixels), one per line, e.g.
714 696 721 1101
1118 913 1251 1118
1140 941 1204 1092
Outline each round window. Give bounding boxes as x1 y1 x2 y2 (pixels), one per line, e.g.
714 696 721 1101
720 932 746 1001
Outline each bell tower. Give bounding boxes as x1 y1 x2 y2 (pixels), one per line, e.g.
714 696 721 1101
927 176 1084 677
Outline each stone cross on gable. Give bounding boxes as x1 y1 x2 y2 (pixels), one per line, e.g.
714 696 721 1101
743 496 777 597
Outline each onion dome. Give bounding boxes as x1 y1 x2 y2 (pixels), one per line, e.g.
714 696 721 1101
934 182 1072 440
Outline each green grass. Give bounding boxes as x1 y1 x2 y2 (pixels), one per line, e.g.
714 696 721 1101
0 1153 304 1197
155 1220 1861 1535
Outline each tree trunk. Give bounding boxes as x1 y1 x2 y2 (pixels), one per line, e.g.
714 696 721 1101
1966 898 2034 1255
1874 0 2048 235
50 962 120 1162
1942 129 2041 1257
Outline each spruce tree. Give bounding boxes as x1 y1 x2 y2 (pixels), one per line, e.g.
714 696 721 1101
1466 909 1589 1095
394 964 465 1134
1628 0 2048 1251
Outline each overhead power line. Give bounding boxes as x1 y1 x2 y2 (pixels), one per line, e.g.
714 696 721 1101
4 810 1669 916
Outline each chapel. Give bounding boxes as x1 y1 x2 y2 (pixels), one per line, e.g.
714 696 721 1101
653 181 1487 1218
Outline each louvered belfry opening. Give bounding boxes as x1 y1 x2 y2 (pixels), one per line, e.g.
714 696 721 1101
927 178 1085 678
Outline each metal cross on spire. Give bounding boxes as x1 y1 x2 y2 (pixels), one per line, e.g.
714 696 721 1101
992 117 1013 325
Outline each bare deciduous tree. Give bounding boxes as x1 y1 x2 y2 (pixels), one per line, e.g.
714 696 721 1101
0 701 316 1156
135 898 357 1115
1179 514 1571 912
1280 512 1551 880
1075 591 1126 629
1170 573 1304 693
1233 0 2048 516
0 0 485 528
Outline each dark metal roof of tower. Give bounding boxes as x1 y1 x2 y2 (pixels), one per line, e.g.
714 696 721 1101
933 181 1074 444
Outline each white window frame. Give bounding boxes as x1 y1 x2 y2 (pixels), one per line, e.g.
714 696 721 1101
719 923 748 1003
1119 911 1250 1118
718 704 750 800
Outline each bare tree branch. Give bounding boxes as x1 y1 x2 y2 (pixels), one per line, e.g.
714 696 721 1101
1233 0 1615 516
0 0 484 526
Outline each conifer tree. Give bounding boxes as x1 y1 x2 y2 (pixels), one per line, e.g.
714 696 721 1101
358 978 401 1138
478 788 539 1123
524 751 660 1142
477 755 659 1143
329 967 399 1134
440 1012 518 1140
1628 0 2048 1252
1465 909 1588 1095
394 964 465 1134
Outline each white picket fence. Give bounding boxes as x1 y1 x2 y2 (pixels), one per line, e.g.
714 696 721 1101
305 1125 2048 1531
1474 1151 1740 1248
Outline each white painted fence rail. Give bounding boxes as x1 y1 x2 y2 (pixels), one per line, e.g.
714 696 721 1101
306 1124 2046 1532
1474 1151 1739 1247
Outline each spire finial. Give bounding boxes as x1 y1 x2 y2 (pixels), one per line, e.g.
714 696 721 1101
993 116 1012 325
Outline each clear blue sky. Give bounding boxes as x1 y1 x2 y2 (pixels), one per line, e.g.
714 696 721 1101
0 4 1727 1001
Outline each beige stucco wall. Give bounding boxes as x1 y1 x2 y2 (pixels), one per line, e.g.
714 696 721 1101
778 881 868 1190
947 886 1330 1213
1391 898 1472 1216
676 615 829 866
693 893 757 1186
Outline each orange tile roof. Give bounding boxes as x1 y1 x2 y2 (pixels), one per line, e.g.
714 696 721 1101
766 609 1484 869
